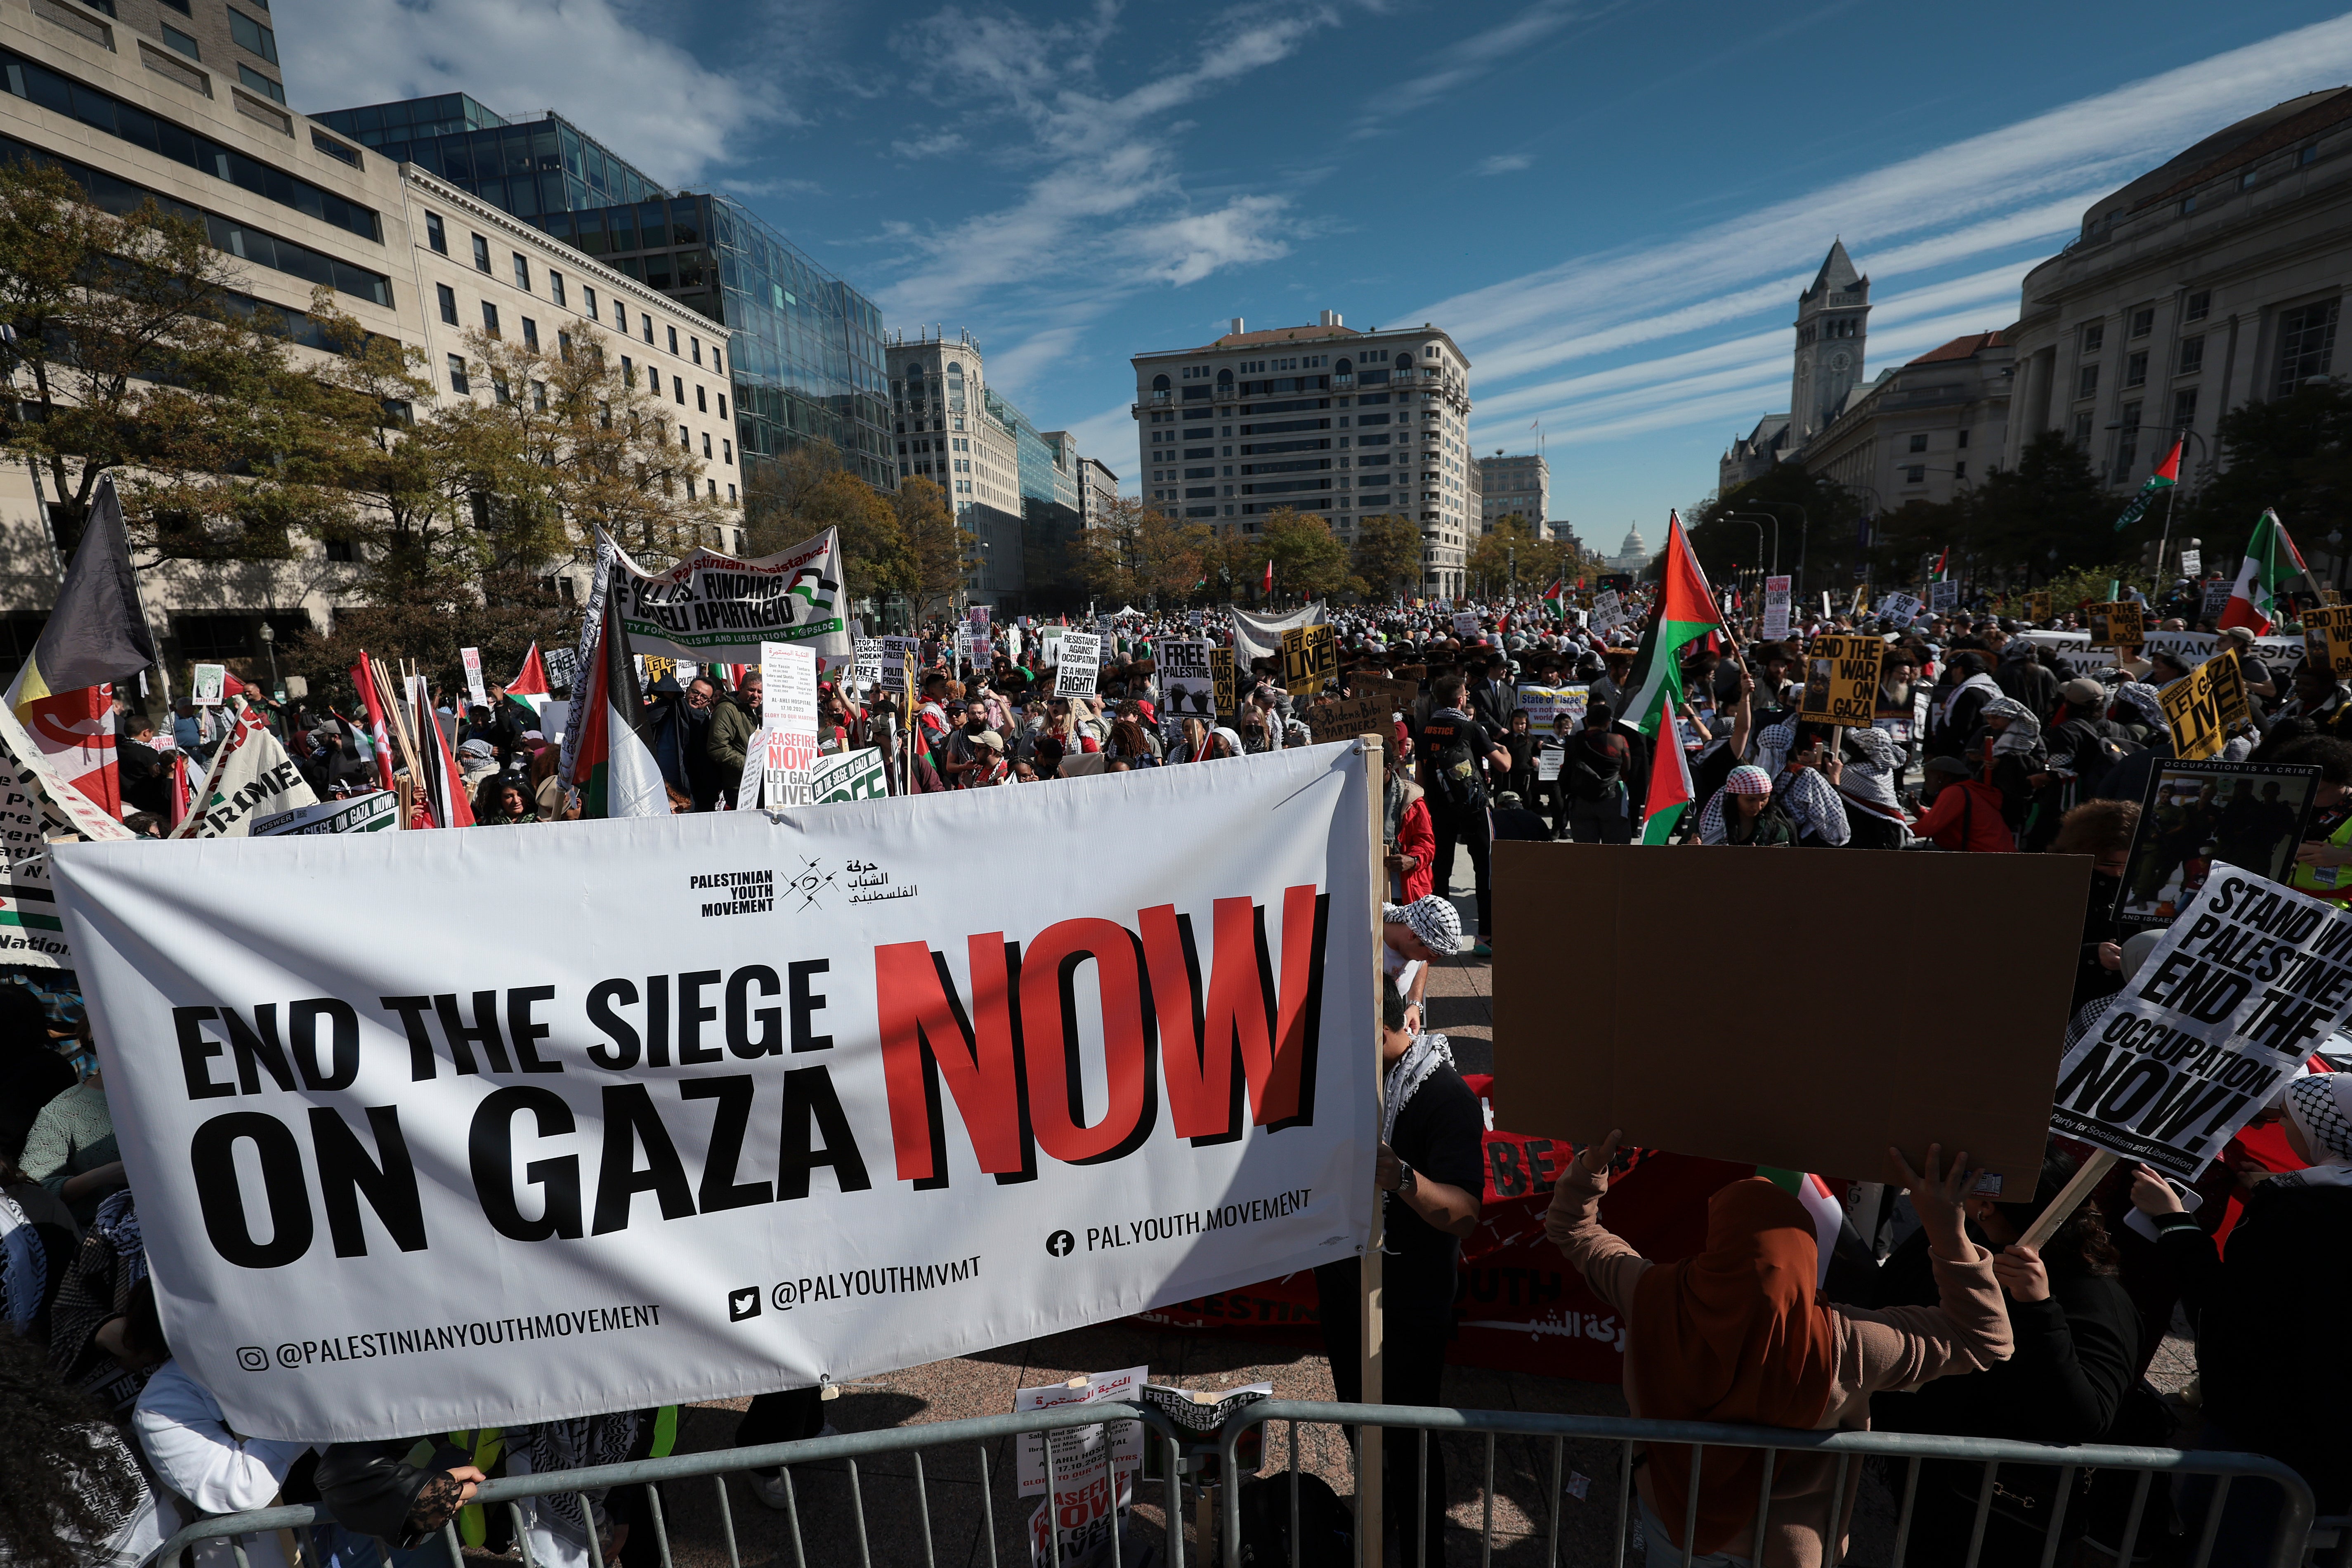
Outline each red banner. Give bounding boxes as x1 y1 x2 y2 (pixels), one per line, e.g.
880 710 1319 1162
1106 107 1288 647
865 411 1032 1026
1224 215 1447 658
1135 1076 1768 1382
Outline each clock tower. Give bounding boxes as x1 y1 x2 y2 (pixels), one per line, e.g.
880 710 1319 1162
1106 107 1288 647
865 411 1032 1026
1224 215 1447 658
1789 239 1869 445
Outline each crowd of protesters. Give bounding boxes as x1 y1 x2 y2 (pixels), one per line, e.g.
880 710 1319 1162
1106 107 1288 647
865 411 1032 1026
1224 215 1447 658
6 580 2351 1567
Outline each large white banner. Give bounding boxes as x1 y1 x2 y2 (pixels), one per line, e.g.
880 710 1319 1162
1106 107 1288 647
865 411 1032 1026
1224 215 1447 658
1231 603 1327 667
2023 628 2307 680
170 704 317 840
607 529 851 668
54 746 1378 1442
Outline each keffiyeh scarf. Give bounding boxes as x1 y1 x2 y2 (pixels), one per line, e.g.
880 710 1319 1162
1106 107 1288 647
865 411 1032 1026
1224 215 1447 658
1381 1032 1456 1146
2274 1072 2352 1188
519 1413 641 1534
1939 671 2002 730
1981 696 2045 759
2112 682 2166 732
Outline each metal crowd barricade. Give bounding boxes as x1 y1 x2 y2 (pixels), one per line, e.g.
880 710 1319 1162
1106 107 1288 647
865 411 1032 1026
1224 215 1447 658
155 1400 1190 1568
1214 1401 2318 1568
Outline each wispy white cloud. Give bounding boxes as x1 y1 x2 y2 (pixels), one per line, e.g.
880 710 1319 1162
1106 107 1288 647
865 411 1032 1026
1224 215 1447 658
890 131 968 160
276 0 784 187
1475 153 1533 176
1446 12 2352 478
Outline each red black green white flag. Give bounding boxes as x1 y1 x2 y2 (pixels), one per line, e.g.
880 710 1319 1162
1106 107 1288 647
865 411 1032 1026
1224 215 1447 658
1616 511 1723 738
2111 439 2182 533
560 550 670 818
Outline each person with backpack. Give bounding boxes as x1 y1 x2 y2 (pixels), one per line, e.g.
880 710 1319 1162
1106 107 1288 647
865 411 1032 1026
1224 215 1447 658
1415 675 1513 955
1563 701 1632 845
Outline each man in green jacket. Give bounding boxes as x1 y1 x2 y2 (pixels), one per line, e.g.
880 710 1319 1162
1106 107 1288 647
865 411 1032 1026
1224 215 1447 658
705 674 763 805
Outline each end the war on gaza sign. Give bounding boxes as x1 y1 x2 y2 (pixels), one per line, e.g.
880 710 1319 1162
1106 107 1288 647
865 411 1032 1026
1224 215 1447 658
2054 862 2352 1180
53 746 1376 1443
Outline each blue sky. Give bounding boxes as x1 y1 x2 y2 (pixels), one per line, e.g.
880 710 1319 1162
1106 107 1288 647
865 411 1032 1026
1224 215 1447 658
284 0 2352 548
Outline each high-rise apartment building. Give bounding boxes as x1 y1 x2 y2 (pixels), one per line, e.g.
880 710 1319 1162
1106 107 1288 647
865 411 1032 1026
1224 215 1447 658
1077 456 1119 529
1130 312 1476 597
0 5 733 671
29 0 290 115
1478 452 1549 534
311 96 895 492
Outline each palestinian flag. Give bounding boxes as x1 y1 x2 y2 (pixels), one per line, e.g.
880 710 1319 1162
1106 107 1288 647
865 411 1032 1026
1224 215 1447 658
2112 439 2182 533
561 558 668 818
1616 511 1724 738
1755 1167 1847 1289
507 643 552 721
1542 580 1566 620
1930 547 1951 581
1261 559 1274 597
2218 509 2311 634
1640 718 1693 845
349 656 399 791
408 677 473 829
5 475 155 816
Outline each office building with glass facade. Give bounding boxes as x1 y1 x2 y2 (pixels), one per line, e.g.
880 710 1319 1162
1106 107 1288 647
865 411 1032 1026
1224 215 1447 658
311 96 896 492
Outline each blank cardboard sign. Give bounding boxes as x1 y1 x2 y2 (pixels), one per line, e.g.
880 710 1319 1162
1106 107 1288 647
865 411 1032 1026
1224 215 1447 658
1491 843 2090 1198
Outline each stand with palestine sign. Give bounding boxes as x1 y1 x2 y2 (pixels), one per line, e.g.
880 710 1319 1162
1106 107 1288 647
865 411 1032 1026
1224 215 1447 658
602 527 852 669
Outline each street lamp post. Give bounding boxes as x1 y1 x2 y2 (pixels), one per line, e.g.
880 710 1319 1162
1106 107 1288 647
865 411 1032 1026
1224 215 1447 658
1723 512 1778 576
258 619 279 699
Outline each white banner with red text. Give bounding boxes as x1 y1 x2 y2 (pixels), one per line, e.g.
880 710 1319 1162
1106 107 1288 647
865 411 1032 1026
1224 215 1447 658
53 744 1377 1442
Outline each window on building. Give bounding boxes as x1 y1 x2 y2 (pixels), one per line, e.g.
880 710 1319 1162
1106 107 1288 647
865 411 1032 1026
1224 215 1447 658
712 347 722 375
2115 402 2142 476
702 432 712 458
548 272 565 307
2125 350 2148 387
511 254 530 291
2178 335 2205 375
1907 433 1928 453
2131 307 2154 338
480 301 500 337
667 326 679 355
521 318 538 351
532 383 547 412
161 23 199 57
1953 461 1967 480
447 354 468 394
557 331 574 362
723 439 732 464
1904 465 1926 484
492 377 511 405
621 355 634 387
2081 322 2104 354
718 393 727 419
435 283 457 326
2072 410 2094 446
691 336 701 366
425 212 447 255
471 233 491 273
2173 388 2199 430
678 424 690 448
2186 289 2211 322
728 484 737 503
582 285 597 318
642 316 654 345
2077 364 2099 399
1956 428 1969 449
227 7 276 62
613 300 626 329
2302 144 2320 165
2276 298 2340 395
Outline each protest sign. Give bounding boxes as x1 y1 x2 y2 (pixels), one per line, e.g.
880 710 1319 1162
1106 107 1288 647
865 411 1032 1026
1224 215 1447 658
543 646 579 694
170 703 317 839
1232 604 1326 667
1535 744 1563 783
191 664 226 707
252 793 398 838
1492 844 2083 1195
2055 863 2352 1180
1209 647 1237 719
2115 759 2317 935
1351 673 1419 713
2178 548 2202 576
2024 629 2307 682
810 747 888 803
1797 633 1881 728
1452 611 1481 641
1591 590 1626 634
2206 650 2250 730
53 744 1378 1441
880 636 921 690
1159 640 1214 729
1014 1366 1146 1496
746 642 818 810
602 527 851 667
2088 602 2146 650
2025 590 2053 622
2201 581 2234 623
0 710 111 965
1056 632 1103 697
1927 581 1959 614
2158 659 2235 761
2301 603 2352 676
1875 592 1922 628
1759 579 1790 641
852 638 882 694
461 648 487 707
1188 610 1204 631
1515 685 1589 732
1281 624 1336 698
1304 694 1391 746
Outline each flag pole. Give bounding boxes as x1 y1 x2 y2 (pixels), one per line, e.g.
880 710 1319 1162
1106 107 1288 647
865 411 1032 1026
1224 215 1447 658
1357 729 1386 1568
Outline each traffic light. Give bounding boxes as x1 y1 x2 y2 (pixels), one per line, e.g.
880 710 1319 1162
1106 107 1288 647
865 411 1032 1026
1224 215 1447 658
2140 540 2163 573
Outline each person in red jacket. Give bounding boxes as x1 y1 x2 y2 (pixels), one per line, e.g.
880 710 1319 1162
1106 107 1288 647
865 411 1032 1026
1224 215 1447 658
1912 754 2015 851
1386 770 1435 902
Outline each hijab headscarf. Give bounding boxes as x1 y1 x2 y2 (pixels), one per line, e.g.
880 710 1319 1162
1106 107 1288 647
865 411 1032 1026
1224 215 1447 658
1627 1180 1839 1556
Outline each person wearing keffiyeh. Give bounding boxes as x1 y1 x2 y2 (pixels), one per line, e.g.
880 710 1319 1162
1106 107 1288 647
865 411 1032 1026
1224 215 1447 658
1697 764 1796 846
2130 1070 2352 1535
1314 987 1484 1568
1834 725 1914 848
